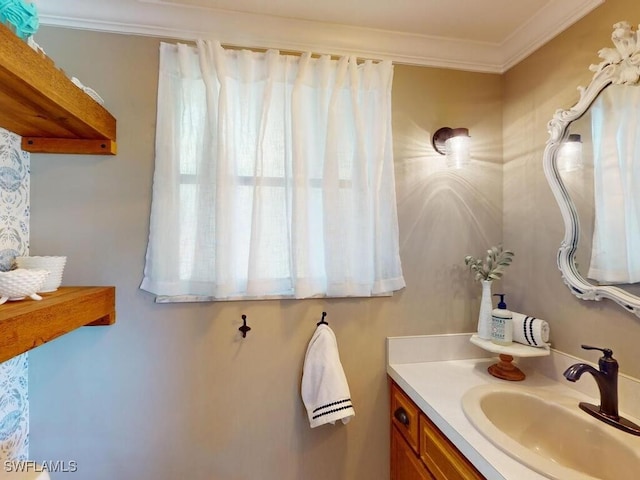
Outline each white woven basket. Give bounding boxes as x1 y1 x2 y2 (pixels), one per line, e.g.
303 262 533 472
0 269 49 304
15 256 67 292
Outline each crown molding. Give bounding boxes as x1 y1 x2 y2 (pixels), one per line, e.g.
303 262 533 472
36 0 604 73
500 0 605 71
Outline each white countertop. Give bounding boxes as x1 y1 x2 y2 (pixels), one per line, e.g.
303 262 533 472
386 333 640 480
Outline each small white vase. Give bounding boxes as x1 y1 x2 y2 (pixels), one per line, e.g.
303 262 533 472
477 279 493 340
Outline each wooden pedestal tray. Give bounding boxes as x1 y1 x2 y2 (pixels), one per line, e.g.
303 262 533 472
470 335 550 381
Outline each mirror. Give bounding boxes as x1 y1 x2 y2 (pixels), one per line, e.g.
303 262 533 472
543 21 640 316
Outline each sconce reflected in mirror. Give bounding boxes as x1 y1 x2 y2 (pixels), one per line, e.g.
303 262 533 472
558 133 583 173
432 127 471 169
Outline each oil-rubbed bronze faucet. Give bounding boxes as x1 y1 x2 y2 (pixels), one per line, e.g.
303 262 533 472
563 345 640 436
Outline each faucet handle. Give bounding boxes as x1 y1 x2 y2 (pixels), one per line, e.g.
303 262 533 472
581 345 614 359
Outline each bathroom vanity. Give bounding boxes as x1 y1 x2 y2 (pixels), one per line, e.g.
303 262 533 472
387 333 640 480
390 379 484 480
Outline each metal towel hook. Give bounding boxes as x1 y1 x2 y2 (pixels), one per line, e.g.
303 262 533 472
239 314 251 338
316 311 328 326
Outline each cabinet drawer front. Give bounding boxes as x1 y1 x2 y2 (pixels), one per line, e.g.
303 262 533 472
419 414 485 480
390 381 420 453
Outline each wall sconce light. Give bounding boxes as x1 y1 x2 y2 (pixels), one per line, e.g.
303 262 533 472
431 127 471 169
558 133 582 173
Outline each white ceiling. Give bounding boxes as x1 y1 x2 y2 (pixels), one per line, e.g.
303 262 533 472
37 0 605 73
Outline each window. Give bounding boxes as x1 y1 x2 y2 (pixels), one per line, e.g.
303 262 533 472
141 41 405 300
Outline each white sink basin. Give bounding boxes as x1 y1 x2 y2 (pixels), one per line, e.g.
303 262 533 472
461 384 640 480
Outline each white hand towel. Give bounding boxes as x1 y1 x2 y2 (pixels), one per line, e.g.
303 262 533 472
512 312 550 347
301 324 355 428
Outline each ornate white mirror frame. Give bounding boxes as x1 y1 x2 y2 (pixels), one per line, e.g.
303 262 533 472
543 21 640 317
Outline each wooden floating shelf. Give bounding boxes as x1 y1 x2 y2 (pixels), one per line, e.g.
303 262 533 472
0 23 117 155
0 286 115 363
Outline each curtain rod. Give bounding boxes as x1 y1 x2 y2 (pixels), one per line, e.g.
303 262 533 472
181 39 386 63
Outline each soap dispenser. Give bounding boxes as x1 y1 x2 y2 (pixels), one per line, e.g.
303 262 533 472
491 293 513 346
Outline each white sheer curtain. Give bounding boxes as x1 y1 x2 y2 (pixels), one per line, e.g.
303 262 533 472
588 84 640 283
141 41 405 300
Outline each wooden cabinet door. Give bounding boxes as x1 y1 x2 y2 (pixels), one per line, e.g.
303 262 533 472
392 426 434 480
419 414 484 480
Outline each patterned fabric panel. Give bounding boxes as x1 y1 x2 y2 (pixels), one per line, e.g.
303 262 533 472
0 127 30 461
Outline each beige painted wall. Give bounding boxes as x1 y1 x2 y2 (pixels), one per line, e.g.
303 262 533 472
27 28 502 479
503 0 640 380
